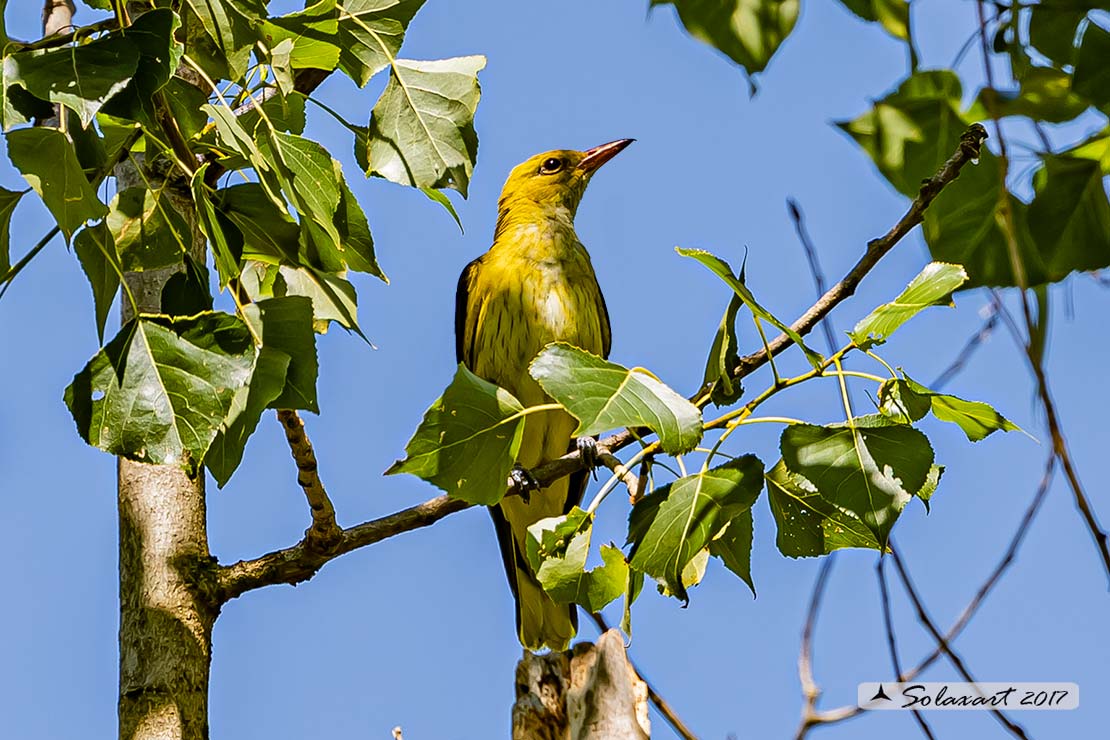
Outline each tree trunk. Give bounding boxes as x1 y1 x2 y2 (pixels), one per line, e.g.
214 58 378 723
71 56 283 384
116 160 216 740
513 629 651 740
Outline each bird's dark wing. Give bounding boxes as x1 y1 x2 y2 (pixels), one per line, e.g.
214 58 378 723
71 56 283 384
455 257 482 365
597 284 612 359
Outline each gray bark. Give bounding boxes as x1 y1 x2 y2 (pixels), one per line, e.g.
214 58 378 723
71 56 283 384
513 629 651 740
116 159 216 740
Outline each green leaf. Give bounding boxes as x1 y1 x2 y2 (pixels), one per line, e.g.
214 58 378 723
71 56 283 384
677 247 824 369
628 455 764 603
529 343 703 455
879 374 1021 442
2 56 54 130
336 178 385 280
708 507 755 596
922 152 1047 288
107 187 191 271
420 186 464 232
1029 6 1085 65
836 70 967 197
766 459 882 557
365 55 485 196
337 0 427 87
6 128 107 240
206 347 291 487
1028 155 1110 280
0 186 24 275
5 34 139 125
386 364 527 505
702 294 744 406
259 131 343 258
780 422 933 546
64 313 256 469
916 463 943 512
1066 127 1110 175
99 9 183 126
651 0 799 77
276 265 364 337
526 512 629 612
161 254 214 316
73 222 122 343
215 183 300 264
1074 21 1110 113
242 296 319 412
262 0 341 71
182 0 260 81
849 262 968 348
192 165 243 287
971 67 1089 123
836 0 909 41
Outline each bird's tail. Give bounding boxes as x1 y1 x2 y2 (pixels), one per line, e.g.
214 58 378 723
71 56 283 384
512 558 578 652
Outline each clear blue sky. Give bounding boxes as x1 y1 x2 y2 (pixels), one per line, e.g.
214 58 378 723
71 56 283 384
4 1 1108 738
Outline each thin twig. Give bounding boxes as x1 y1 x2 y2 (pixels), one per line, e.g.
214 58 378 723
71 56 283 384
597 451 641 502
276 409 342 550
930 302 999 390
890 545 1031 740
588 612 698 740
786 198 838 355
795 556 836 740
877 557 935 739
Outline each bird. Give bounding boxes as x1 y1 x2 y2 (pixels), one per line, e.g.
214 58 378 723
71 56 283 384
455 139 633 651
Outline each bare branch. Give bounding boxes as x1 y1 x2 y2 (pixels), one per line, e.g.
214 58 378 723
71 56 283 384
890 545 1031 740
597 451 641 502
41 0 75 37
276 409 342 550
877 557 935 739
794 556 836 740
217 494 470 602
587 612 697 740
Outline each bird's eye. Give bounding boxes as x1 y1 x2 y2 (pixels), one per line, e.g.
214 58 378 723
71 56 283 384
539 157 564 174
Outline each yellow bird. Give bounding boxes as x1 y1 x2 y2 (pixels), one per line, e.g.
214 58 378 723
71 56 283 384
456 139 633 651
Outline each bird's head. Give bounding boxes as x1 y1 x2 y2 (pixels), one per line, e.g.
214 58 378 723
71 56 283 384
496 139 634 219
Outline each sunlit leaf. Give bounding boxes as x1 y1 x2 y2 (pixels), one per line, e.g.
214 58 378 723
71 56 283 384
386 364 527 504
99 9 182 126
5 33 139 125
530 343 703 455
971 67 1089 123
262 0 341 71
64 313 256 469
879 374 1021 442
651 0 799 77
241 296 319 412
526 511 630 612
780 421 933 546
836 0 909 41
628 455 763 602
337 0 427 86
708 507 755 596
702 294 744 406
73 222 122 343
677 247 823 369
6 128 107 240
107 187 191 271
849 262 967 348
365 55 485 195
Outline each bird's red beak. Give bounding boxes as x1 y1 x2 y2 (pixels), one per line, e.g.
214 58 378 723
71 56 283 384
577 139 634 173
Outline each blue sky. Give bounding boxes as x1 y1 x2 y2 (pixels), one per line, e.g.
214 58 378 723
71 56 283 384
4 1 1109 738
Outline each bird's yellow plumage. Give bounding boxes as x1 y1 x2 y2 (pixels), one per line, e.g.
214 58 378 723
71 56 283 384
456 140 632 651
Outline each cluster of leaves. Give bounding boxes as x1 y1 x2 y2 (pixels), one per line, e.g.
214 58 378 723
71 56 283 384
651 0 1110 288
389 256 1020 623
1 1 484 482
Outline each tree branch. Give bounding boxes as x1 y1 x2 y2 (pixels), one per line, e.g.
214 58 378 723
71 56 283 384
217 493 471 602
794 556 836 740
276 409 342 550
877 557 935 740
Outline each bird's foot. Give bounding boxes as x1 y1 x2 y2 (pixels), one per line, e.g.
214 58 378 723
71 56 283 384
510 463 539 502
576 437 599 478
